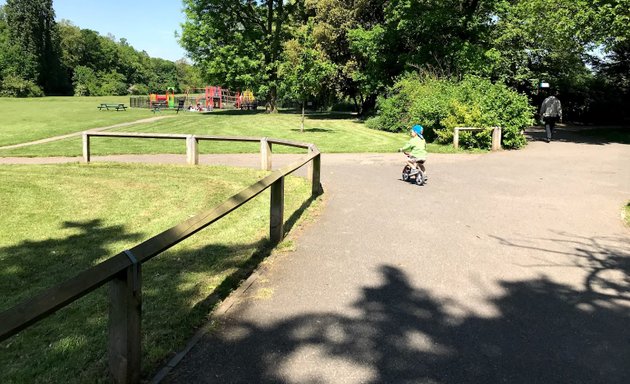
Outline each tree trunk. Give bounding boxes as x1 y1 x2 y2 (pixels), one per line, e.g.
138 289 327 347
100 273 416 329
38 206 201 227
301 101 305 132
360 94 377 117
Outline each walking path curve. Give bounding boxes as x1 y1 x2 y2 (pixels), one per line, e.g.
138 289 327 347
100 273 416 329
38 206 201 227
164 131 630 384
0 115 174 150
1 129 629 383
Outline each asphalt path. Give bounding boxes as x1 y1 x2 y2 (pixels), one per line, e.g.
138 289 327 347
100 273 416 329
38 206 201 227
160 130 630 383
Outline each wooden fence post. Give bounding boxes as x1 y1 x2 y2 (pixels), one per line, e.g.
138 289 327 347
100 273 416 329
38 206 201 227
492 127 502 151
261 138 272 171
270 177 284 244
453 128 460 150
82 133 90 163
186 135 198 165
108 252 142 384
308 146 322 196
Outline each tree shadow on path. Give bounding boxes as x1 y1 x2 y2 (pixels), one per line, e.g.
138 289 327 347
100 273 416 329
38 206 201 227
526 125 630 145
168 242 630 384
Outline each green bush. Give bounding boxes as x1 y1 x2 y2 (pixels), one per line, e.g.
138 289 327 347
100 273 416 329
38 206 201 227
0 74 44 97
367 74 534 149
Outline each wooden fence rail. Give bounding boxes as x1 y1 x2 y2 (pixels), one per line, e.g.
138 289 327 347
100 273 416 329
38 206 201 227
1 134 322 384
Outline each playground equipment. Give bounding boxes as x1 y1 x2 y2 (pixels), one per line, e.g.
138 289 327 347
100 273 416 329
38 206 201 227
238 90 257 110
128 86 258 110
184 87 257 110
149 87 176 109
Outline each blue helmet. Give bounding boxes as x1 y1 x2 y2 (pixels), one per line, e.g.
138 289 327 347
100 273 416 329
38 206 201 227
412 124 424 136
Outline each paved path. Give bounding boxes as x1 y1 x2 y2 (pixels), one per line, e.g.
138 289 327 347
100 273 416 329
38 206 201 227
164 131 629 383
1 129 629 383
0 115 173 150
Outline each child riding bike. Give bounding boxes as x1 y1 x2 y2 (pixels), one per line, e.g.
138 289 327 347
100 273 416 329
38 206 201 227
399 124 428 185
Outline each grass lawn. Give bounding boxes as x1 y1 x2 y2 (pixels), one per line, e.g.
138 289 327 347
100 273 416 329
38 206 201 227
0 162 317 383
0 96 151 147
0 105 467 156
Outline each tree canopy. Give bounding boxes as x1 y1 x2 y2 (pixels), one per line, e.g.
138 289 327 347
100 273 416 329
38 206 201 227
0 0 627 122
0 1 199 97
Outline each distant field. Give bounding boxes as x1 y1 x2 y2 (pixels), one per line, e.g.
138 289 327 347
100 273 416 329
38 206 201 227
0 96 150 147
0 106 465 156
0 162 315 383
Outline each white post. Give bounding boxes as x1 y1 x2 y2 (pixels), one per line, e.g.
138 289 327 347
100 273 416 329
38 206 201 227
82 133 90 163
260 138 272 171
491 127 502 151
186 135 198 165
453 128 460 150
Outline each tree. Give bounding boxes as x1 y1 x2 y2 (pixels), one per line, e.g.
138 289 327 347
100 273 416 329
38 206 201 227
181 0 304 112
280 23 335 131
4 0 67 94
308 0 497 114
72 66 98 96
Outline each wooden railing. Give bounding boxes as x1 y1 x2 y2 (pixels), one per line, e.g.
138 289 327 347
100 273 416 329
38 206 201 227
0 134 322 383
82 132 314 171
453 127 502 151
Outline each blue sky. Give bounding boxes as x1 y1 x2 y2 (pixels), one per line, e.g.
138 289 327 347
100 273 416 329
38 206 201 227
0 0 188 61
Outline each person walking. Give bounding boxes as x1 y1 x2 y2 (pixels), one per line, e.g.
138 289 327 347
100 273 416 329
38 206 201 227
540 91 562 142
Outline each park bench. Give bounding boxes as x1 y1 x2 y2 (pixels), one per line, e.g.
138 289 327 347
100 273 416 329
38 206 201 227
98 103 127 111
175 99 186 114
453 127 502 151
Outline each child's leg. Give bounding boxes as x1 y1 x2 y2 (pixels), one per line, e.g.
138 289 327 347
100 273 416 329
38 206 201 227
418 160 427 180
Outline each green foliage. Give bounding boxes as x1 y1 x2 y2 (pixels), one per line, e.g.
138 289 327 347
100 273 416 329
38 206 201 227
0 74 44 97
99 71 128 96
72 66 99 96
0 9 195 97
279 22 336 126
368 74 533 149
181 0 303 111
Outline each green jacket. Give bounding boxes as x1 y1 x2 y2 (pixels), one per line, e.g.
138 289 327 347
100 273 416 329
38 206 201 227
400 136 427 159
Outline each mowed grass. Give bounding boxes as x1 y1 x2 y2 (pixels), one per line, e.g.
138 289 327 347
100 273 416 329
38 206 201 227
0 96 150 147
0 106 464 156
0 162 316 383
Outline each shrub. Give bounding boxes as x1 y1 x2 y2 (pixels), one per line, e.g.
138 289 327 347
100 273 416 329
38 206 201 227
367 74 534 149
128 83 149 95
99 71 128 96
0 74 44 97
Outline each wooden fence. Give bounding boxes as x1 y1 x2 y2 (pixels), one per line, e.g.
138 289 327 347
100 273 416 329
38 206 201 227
0 134 322 383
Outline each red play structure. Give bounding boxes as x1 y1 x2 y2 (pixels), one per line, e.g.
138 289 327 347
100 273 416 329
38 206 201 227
129 86 258 110
184 86 257 110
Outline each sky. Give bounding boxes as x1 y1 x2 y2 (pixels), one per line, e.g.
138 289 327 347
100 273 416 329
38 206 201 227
0 0 188 61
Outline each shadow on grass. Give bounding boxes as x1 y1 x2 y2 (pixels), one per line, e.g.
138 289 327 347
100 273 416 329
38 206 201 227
0 192 320 382
280 110 360 120
289 128 335 133
526 125 630 145
165 232 630 384
0 219 143 310
203 109 267 116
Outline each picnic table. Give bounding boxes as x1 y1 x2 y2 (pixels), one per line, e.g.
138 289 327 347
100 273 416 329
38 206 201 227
98 103 127 111
151 101 168 113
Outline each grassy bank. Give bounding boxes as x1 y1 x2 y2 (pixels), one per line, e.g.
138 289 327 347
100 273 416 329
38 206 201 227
0 96 150 147
0 162 316 383
0 103 467 156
